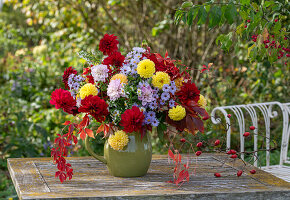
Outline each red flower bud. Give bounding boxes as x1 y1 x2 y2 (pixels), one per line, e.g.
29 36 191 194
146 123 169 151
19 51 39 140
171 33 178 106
180 138 186 143
196 142 203 148
265 45 269 48
243 132 250 137
274 19 278 22
244 25 247 28
214 139 220 146
214 173 221 177
249 126 255 130
195 151 202 156
247 19 251 23
284 37 288 40
250 169 256 174
237 170 243 177
287 54 290 57
231 154 238 159
227 114 231 118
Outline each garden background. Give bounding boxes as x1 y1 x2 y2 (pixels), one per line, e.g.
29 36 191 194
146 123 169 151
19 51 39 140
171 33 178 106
0 0 289 199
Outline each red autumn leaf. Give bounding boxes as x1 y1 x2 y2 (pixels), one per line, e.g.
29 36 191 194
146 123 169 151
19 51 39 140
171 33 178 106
79 129 86 140
191 116 204 133
78 115 89 129
96 124 105 134
168 149 174 160
68 124 74 135
73 135 78 145
63 121 71 125
85 128 95 138
59 172 67 183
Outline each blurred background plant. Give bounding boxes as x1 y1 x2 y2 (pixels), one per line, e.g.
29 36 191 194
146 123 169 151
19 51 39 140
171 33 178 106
0 0 288 198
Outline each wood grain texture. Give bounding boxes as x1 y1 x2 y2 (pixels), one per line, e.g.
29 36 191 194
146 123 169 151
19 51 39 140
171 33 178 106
7 154 290 200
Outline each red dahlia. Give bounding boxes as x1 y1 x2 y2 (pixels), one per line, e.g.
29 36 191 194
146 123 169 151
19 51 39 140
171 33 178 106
63 67 77 89
85 75 95 84
120 106 145 133
78 95 109 122
102 51 125 69
50 89 78 115
99 34 119 55
176 81 200 104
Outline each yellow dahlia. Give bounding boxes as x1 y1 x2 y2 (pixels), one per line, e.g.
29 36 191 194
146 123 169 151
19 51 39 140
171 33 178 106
152 72 170 89
174 77 184 89
79 83 98 99
168 105 186 121
110 73 128 84
198 94 207 108
108 130 129 151
137 59 156 78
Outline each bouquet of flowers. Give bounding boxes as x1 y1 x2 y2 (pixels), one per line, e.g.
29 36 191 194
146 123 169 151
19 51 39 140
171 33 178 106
50 34 209 183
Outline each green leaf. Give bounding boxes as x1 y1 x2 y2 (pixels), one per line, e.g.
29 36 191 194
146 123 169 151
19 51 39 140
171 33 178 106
197 6 207 25
209 6 222 28
273 21 281 34
264 1 275 8
181 1 193 9
239 10 249 20
174 10 185 25
187 7 198 26
240 0 250 6
224 3 237 24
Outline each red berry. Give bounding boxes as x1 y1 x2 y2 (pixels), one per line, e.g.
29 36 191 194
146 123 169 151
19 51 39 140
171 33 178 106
274 19 278 22
250 169 256 174
227 114 231 118
278 45 281 48
195 151 202 156
214 173 221 177
247 19 251 23
214 139 220 146
287 54 290 57
231 154 238 159
237 170 243 177
272 35 274 38
227 149 236 155
196 142 203 148
284 37 288 40
244 25 247 28
272 40 275 44
249 126 255 130
243 132 250 137
265 45 269 48
180 138 186 143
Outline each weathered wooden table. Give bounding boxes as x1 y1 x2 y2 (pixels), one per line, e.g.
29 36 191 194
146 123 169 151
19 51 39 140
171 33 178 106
8 154 290 200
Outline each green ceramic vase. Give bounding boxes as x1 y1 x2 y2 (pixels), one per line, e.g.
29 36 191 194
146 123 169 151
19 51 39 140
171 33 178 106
85 131 152 177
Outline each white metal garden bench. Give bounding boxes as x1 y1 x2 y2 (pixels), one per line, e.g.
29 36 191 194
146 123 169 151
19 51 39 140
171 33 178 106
211 102 290 182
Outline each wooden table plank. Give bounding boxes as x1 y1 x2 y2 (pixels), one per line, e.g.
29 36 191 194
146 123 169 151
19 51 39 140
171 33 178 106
8 154 290 200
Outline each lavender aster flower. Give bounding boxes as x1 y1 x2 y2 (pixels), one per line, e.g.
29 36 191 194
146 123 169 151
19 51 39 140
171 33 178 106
162 84 170 93
152 119 160 127
149 101 158 110
161 92 170 101
169 99 175 108
147 111 156 118
160 99 166 105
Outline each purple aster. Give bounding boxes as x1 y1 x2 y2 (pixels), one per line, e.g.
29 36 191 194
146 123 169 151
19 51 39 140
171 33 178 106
153 93 159 99
152 119 160 127
162 84 170 93
149 101 158 110
169 99 175 108
147 111 156 118
161 92 170 101
138 81 149 88
144 115 154 125
160 99 166 105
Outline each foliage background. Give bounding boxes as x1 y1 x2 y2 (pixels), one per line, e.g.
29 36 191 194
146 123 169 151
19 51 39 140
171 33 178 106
0 0 288 199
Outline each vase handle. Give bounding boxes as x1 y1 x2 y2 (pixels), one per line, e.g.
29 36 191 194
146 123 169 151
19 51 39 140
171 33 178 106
85 136 107 164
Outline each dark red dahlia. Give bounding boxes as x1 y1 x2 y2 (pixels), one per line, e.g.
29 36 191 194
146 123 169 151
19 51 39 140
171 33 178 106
85 75 95 84
102 51 125 69
120 106 145 133
99 34 119 55
78 95 109 122
50 89 78 115
176 81 200 105
63 67 77 89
